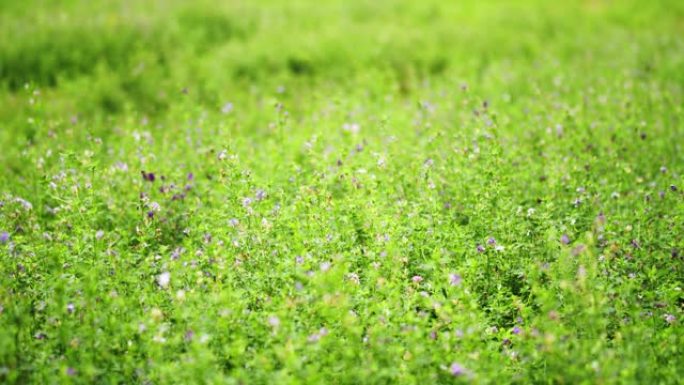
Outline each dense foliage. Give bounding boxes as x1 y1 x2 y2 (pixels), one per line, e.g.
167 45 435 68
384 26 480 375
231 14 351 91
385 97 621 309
0 0 682 384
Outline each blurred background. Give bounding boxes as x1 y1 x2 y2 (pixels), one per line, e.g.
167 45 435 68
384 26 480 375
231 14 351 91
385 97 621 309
1 0 682 120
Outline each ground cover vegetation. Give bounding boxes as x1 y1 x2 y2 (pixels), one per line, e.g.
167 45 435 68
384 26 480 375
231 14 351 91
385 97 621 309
0 0 683 384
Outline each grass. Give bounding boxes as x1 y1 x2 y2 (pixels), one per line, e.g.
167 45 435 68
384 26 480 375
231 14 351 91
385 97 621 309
0 0 683 384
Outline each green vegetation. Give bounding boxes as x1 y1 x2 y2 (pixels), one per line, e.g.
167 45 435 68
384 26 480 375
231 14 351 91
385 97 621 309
0 0 682 383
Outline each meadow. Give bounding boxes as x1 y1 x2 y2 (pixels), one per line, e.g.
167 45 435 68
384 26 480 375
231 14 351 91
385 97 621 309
0 0 683 383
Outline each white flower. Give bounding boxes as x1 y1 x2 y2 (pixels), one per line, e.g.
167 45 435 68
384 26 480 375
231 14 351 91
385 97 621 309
157 272 170 288
176 290 186 301
343 123 361 134
320 261 331 272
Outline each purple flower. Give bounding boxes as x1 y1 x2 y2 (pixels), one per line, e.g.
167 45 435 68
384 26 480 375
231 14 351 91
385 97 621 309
255 189 267 201
476 244 485 253
171 193 186 201
512 326 521 335
412 275 423 283
115 161 128 171
95 230 104 240
561 234 570 245
141 171 155 182
66 303 75 314
449 273 462 286
187 173 194 181
171 247 183 260
0 231 8 244
307 327 328 343
449 362 465 376
14 198 32 210
664 314 676 324
487 237 496 246
184 330 195 342
66 367 77 376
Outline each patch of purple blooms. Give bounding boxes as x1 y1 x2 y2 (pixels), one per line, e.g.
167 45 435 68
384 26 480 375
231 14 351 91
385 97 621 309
561 234 570 245
449 362 466 376
307 327 329 343
141 171 156 182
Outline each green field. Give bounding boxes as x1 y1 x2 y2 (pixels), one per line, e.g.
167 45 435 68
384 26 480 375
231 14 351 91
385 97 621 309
1 0 683 383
